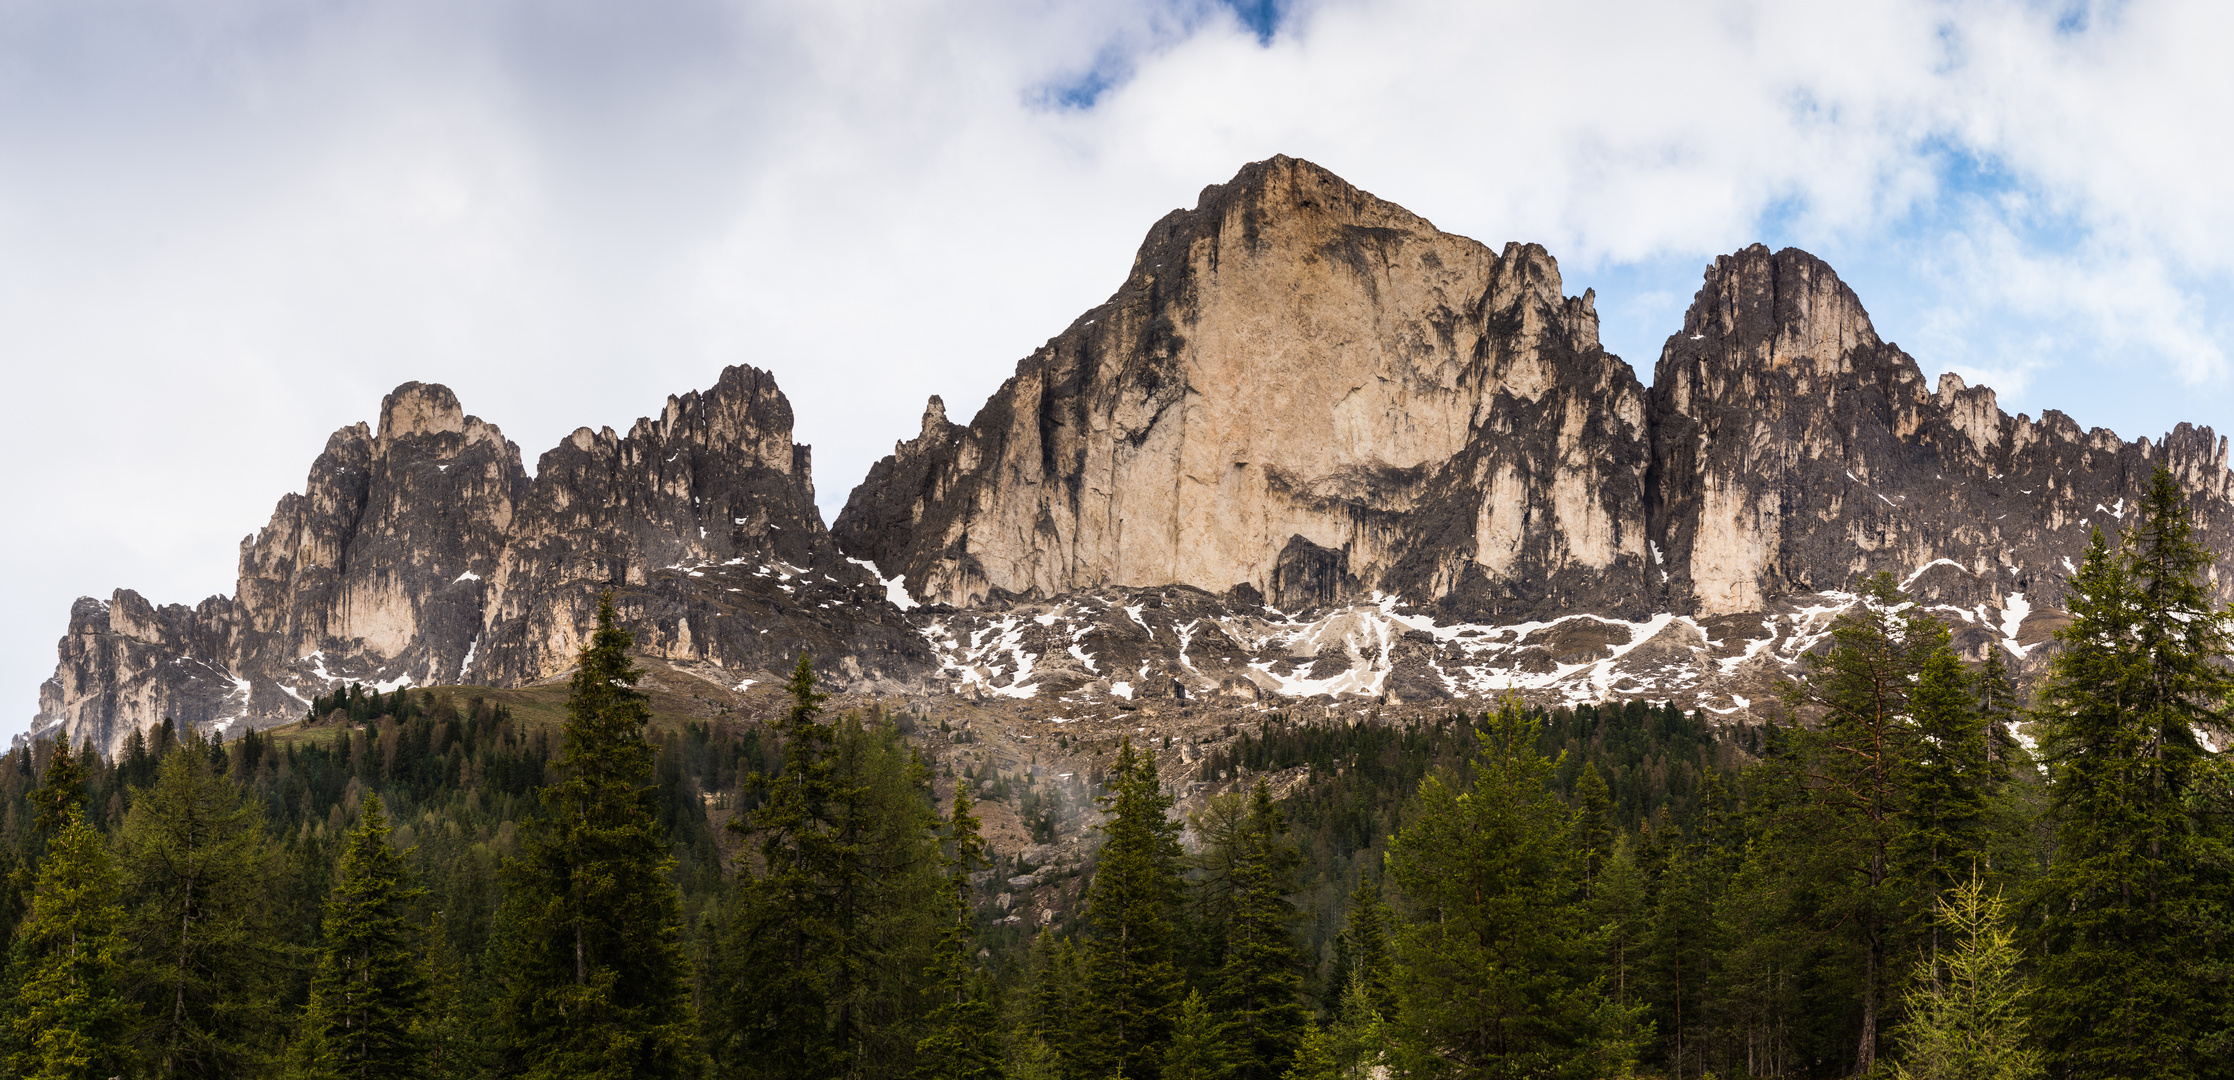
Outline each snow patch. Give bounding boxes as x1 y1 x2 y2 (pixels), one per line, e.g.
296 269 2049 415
846 558 920 611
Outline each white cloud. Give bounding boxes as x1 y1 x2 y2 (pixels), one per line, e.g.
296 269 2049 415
5 0 2234 740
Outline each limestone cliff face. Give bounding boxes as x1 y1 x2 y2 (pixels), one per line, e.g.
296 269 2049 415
833 155 1655 619
1648 245 2234 619
36 367 925 757
40 157 2234 754
472 363 922 689
840 160 2234 640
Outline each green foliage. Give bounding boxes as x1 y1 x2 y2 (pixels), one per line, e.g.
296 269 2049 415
1890 874 2042 1080
5 809 134 1080
1772 572 1946 1074
716 652 945 1080
1207 783 1308 1080
1158 989 1220 1080
497 593 698 1079
1082 738 1186 1080
31 737 90 837
299 793 431 1079
1385 699 1642 1079
118 738 285 1079
915 787 1001 1080
2029 468 2234 1080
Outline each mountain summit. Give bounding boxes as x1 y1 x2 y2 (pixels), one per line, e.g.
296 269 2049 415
34 157 2234 754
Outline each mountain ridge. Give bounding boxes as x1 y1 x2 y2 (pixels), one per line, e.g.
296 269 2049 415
32 155 2234 756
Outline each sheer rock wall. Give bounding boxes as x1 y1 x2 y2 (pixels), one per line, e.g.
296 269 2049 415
37 156 2234 754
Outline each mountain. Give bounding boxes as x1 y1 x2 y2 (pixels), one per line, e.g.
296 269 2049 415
37 369 928 756
33 156 2234 755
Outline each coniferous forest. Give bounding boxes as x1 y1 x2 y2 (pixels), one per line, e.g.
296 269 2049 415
4 466 2234 1078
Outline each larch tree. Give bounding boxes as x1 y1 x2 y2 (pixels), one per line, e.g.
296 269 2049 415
1890 874 2042 1080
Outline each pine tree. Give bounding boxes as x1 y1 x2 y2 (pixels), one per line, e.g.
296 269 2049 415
1385 700 1641 1079
299 794 431 1079
2031 467 2234 1079
498 593 698 1079
1890 874 2042 1080
118 739 283 1079
915 786 1001 1080
5 809 135 1080
1211 782 1308 1080
1080 738 1185 1080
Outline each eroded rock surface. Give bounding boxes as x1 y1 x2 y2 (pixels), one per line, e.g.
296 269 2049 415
37 369 927 756
36 156 2234 756
834 156 1654 620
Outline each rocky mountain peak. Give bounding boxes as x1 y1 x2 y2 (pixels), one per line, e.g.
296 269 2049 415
39 156 2234 756
1673 244 1882 379
377 381 470 443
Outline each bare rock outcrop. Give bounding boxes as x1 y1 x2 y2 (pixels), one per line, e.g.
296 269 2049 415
833 155 1655 619
1648 245 2234 621
840 158 2234 655
35 367 927 757
37 156 2234 755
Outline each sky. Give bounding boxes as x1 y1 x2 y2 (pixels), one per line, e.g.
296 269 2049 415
4 0 2233 742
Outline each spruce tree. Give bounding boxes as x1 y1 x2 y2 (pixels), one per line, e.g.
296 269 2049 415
498 593 698 1079
1780 571 1940 1073
1080 738 1185 1080
5 809 135 1080
718 659 943 1080
117 739 283 1079
915 786 1001 1080
2031 468 2234 1079
32 734 89 835
823 712 944 1077
299 794 431 1079
1898 639 1993 956
1385 700 1641 1079
718 652 843 1079
1334 882 1396 1021
1012 931 1083 1080
1211 782 1308 1080
1572 762 1614 902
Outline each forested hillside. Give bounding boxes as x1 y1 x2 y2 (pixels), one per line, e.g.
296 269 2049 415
5 469 2233 1079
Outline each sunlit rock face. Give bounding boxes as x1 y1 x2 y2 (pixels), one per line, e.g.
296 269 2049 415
833 155 1657 621
35 156 2234 755
1647 244 2234 621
